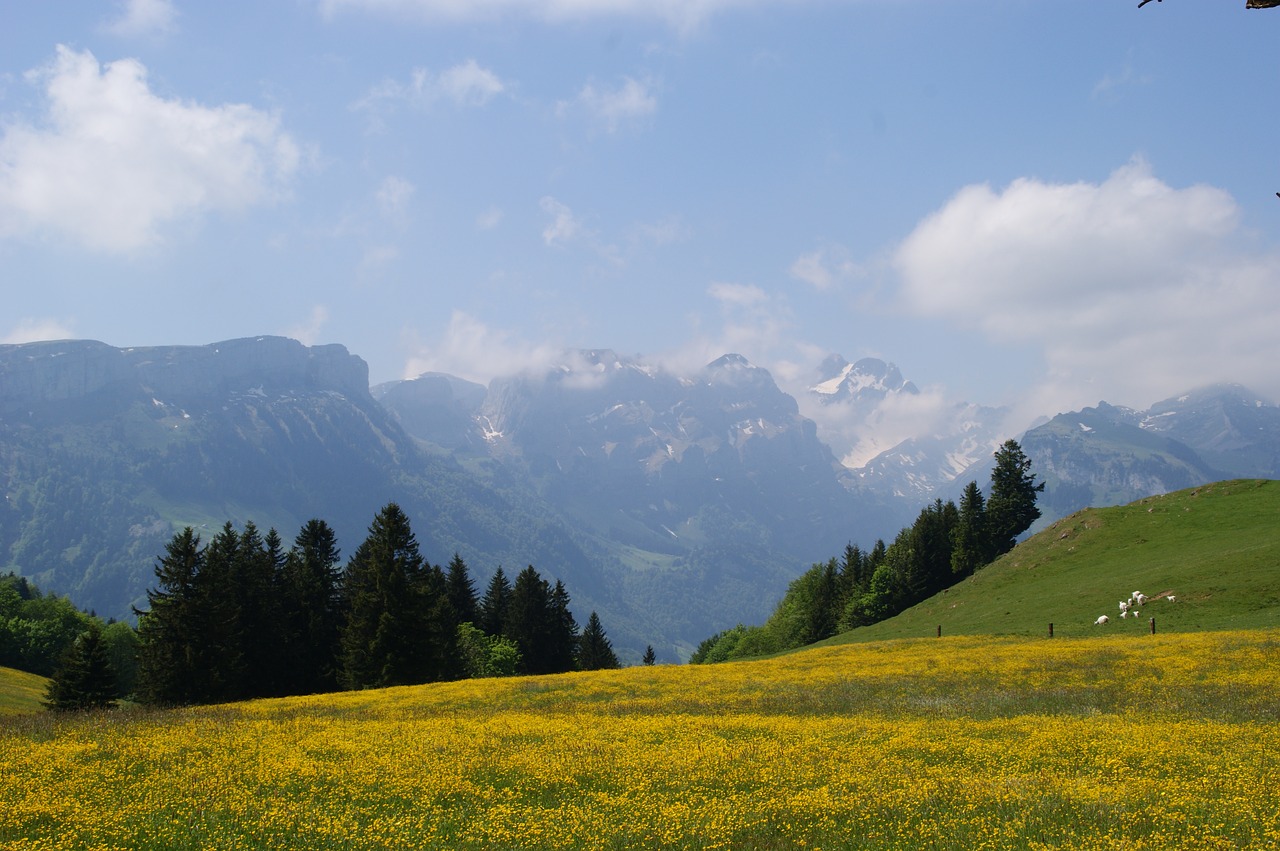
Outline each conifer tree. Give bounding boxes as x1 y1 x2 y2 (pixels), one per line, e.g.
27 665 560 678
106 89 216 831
197 522 249 701
505 566 555 675
44 622 117 711
985 439 1045 557
281 518 343 695
950 480 988 577
136 527 205 705
642 645 656 666
339 503 433 689
478 566 512 637
233 522 287 698
577 611 620 670
547 580 580 674
445 553 478 627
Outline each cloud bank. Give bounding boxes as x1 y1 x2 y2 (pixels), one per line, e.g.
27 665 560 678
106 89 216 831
0 46 300 253
894 160 1280 414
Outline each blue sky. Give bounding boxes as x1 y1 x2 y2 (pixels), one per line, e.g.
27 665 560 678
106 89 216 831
3 0 1279 445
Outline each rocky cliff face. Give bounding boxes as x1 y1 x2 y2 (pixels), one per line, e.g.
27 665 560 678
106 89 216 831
0 336 370 416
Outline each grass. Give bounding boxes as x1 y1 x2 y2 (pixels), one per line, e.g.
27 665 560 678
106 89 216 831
825 479 1280 644
2 630 1279 849
0 666 48 716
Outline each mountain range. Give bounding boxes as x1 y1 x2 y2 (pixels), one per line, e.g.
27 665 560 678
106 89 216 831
2 336 1276 660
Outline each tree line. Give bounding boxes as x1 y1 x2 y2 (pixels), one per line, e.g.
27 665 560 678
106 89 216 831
26 501 623 710
691 440 1044 662
133 502 622 706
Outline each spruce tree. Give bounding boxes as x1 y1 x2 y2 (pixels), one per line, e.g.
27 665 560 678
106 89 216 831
445 553 478 627
44 622 117 711
136 527 205 706
577 611 620 670
339 503 433 689
478 566 512 638
547 580 580 674
950 480 988 577
505 566 555 675
642 645 656 666
985 439 1045 557
197 522 249 702
281 519 343 695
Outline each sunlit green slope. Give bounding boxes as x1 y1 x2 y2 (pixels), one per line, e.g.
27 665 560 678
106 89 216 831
828 479 1280 643
0 667 47 715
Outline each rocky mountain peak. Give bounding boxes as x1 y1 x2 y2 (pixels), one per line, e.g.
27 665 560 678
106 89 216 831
810 354 918 404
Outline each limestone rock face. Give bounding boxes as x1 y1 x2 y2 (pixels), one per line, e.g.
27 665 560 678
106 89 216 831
0 336 370 416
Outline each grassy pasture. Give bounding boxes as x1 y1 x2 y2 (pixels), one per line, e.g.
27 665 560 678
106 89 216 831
829 479 1280 643
3 629 1279 850
0 667 47 716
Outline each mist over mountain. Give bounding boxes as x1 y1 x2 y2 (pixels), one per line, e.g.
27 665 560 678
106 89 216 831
4 337 1277 661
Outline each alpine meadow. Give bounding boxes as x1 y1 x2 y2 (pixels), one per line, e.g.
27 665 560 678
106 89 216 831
3 481 1280 849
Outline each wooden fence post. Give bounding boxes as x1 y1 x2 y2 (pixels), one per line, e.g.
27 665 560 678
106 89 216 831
1150 617 1156 635
936 625 942 638
1048 622 1054 638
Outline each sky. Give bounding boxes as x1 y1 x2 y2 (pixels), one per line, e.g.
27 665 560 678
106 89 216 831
3 0 1279 455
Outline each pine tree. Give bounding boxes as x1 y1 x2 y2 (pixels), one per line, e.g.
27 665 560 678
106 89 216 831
136 527 205 705
950 480 988 577
642 645 656 666
197 522 249 702
547 580 579 674
478 566 512 638
44 622 117 711
577 611 620 670
339 503 433 689
445 553 478 627
281 519 343 695
985 439 1045 557
505 566 555 675
233 522 286 698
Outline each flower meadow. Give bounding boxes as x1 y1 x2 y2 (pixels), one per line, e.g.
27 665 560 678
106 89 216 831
3 631 1279 850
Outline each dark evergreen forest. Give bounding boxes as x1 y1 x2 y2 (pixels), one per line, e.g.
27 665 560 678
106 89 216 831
133 502 622 706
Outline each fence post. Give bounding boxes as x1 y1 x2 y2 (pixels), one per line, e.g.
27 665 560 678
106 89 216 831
936 625 942 638
1150 617 1156 635
1048 622 1054 638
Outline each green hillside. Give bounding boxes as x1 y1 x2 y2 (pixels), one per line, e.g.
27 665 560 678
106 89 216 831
827 479 1280 643
0 667 47 715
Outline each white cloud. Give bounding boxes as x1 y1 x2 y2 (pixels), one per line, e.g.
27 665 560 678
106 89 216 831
2 318 78 344
476 205 504 230
571 76 658 133
894 159 1280 414
103 0 177 38
789 245 861 291
355 59 505 119
540 196 582 246
403 311 565 384
283 305 330 346
0 46 300 253
319 0 772 33
436 60 506 105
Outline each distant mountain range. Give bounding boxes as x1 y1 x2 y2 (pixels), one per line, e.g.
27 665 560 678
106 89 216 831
1018 384 1280 525
2 337 1276 660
